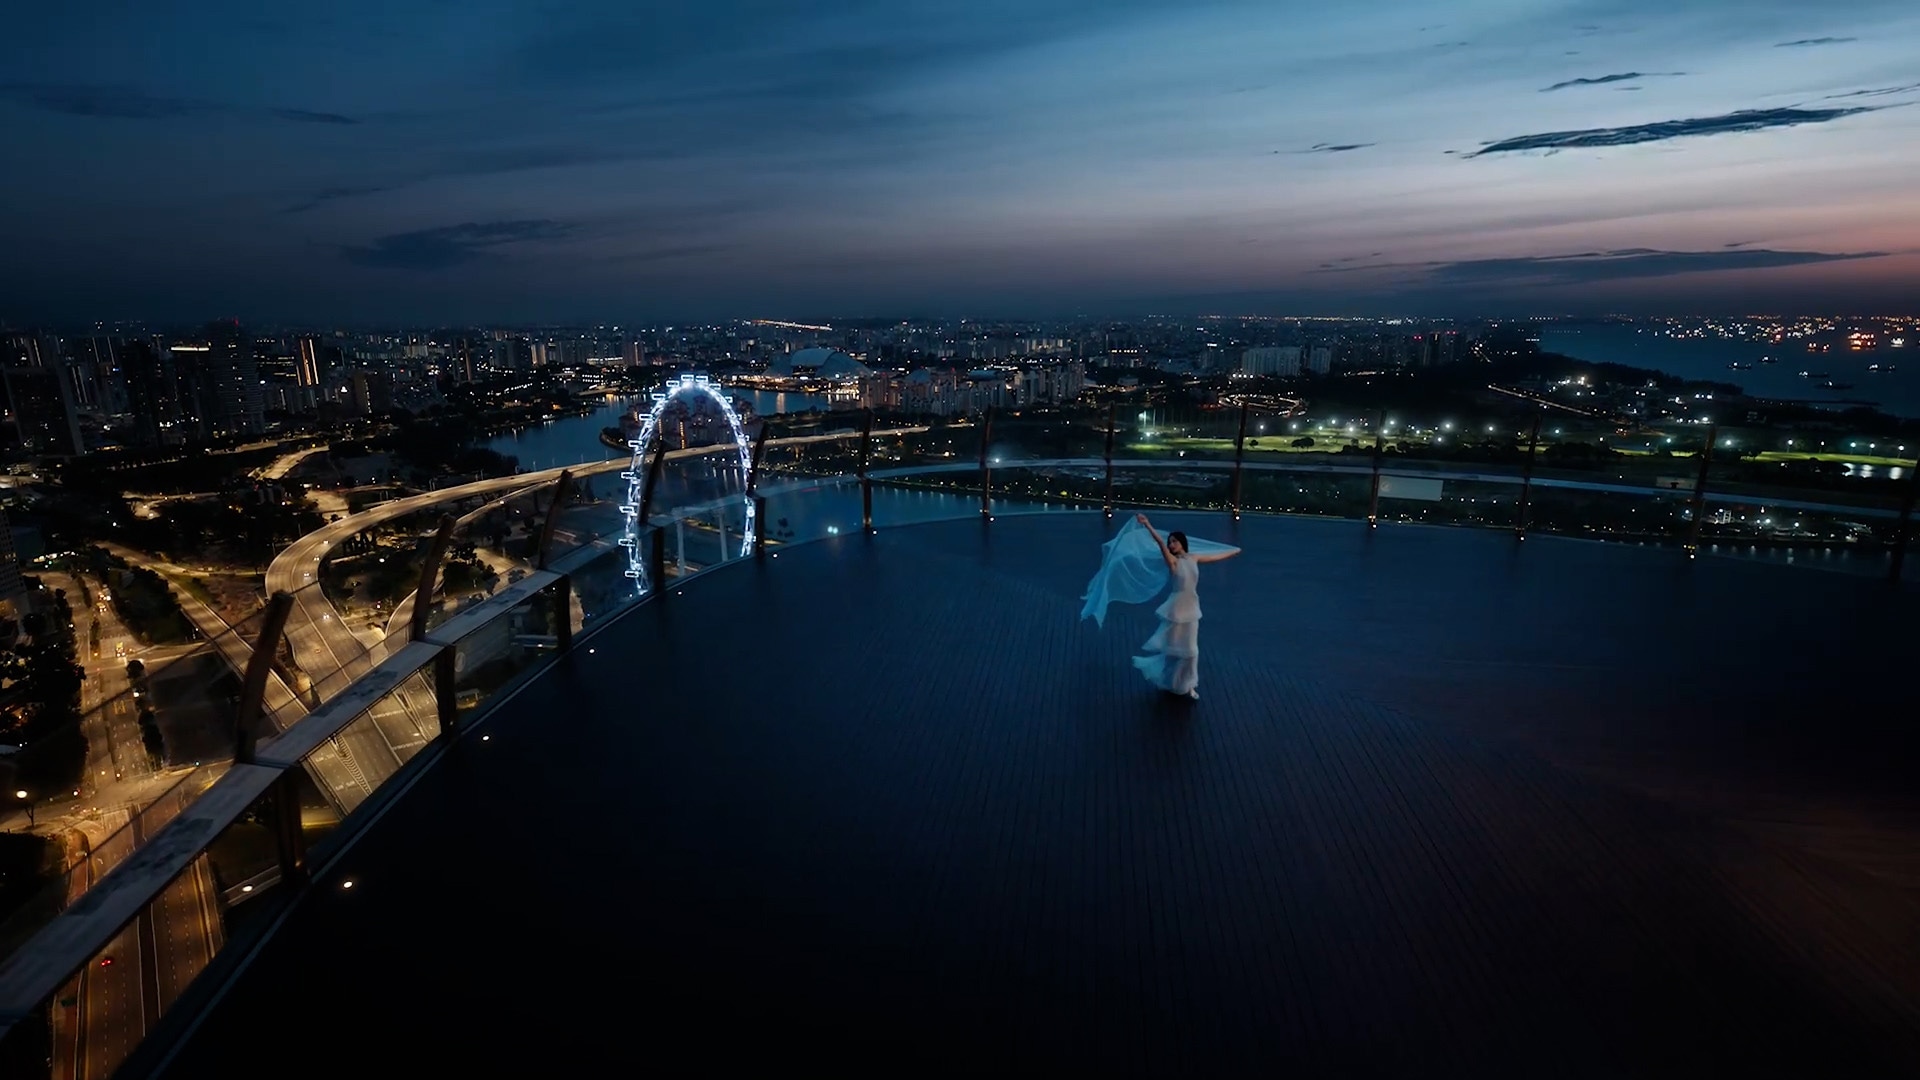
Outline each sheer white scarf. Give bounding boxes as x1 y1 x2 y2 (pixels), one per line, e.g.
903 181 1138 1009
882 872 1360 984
1079 518 1240 627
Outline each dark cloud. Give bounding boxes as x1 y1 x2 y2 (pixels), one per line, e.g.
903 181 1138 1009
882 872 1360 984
283 186 393 215
1468 106 1878 157
341 220 575 270
606 243 731 265
435 144 641 178
1328 247 1887 287
269 107 358 125
0 82 204 119
1296 142 1375 154
1540 72 1681 92
1824 82 1920 101
1 82 359 126
1776 37 1857 47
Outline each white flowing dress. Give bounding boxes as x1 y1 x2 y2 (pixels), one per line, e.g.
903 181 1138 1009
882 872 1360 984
1132 554 1200 695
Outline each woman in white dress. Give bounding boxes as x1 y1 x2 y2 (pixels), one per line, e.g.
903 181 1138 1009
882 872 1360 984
1129 514 1238 698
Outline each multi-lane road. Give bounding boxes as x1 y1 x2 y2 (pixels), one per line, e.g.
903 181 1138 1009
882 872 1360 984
52 805 223 1080
53 572 151 799
94 542 392 816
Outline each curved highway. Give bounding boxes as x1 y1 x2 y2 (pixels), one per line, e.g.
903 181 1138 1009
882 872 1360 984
262 429 923 808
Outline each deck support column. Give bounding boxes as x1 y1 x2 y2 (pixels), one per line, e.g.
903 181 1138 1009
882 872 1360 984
859 410 875 534
1230 403 1250 521
410 515 457 643
979 407 995 521
1102 404 1116 519
434 645 459 738
1889 458 1920 583
1684 425 1718 559
234 591 295 764
1516 412 1541 540
1366 410 1385 529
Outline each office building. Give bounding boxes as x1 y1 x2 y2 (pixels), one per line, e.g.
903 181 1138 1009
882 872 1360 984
2 335 85 456
1241 347 1302 377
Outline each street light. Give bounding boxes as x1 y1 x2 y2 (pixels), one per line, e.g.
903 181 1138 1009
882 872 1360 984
14 790 31 828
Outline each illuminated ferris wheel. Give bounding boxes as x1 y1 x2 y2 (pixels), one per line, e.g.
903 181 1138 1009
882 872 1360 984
620 374 756 592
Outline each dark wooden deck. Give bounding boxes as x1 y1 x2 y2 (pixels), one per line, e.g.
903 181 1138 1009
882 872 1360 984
161 514 1920 1077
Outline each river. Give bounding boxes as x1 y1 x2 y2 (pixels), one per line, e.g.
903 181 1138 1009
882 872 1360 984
485 387 832 471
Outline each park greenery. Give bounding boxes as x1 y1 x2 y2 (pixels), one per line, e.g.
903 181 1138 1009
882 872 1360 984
92 554 194 645
0 581 87 796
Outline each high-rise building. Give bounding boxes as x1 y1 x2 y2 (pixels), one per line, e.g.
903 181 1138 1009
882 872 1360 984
1307 345 1333 375
2 334 84 455
350 371 394 416
0 505 22 603
120 341 183 446
67 336 125 412
297 338 323 387
196 320 266 435
1240 347 1301 377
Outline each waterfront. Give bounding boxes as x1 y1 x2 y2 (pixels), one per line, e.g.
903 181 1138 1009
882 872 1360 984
486 387 831 470
1544 325 1920 418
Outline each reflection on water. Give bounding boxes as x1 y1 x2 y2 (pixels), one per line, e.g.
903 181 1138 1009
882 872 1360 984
558 456 1917 585
1542 326 1920 418
485 389 830 471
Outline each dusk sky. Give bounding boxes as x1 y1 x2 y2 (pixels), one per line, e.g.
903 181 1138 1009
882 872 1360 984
4 1 1918 323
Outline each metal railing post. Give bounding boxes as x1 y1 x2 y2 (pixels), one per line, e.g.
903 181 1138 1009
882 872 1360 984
1366 410 1384 529
233 591 295 764
638 435 668 527
978 407 995 520
434 645 459 737
1685 424 1718 559
743 421 773 556
270 768 308 886
859 409 875 533
553 574 574 653
745 419 771 495
648 527 667 591
1102 403 1116 518
535 469 573 571
410 514 458 643
1230 402 1250 521
1889 460 1920 583
1516 412 1541 540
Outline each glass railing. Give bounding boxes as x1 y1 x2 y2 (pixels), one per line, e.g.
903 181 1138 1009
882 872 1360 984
4 413 1915 1075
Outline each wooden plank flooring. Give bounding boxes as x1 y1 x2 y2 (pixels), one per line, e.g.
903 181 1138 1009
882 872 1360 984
158 513 1920 1078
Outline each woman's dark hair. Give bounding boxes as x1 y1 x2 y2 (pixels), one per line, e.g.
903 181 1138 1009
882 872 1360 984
1168 531 1189 553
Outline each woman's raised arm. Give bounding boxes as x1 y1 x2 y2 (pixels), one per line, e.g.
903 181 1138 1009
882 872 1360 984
1135 514 1176 570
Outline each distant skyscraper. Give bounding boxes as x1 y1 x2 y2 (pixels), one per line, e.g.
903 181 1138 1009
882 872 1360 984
119 341 182 446
350 371 394 416
0 505 23 603
197 320 266 435
297 337 323 387
2 334 84 455
1240 347 1301 377
64 336 124 412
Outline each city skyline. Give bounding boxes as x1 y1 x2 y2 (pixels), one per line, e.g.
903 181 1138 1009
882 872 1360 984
4 1 1919 323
